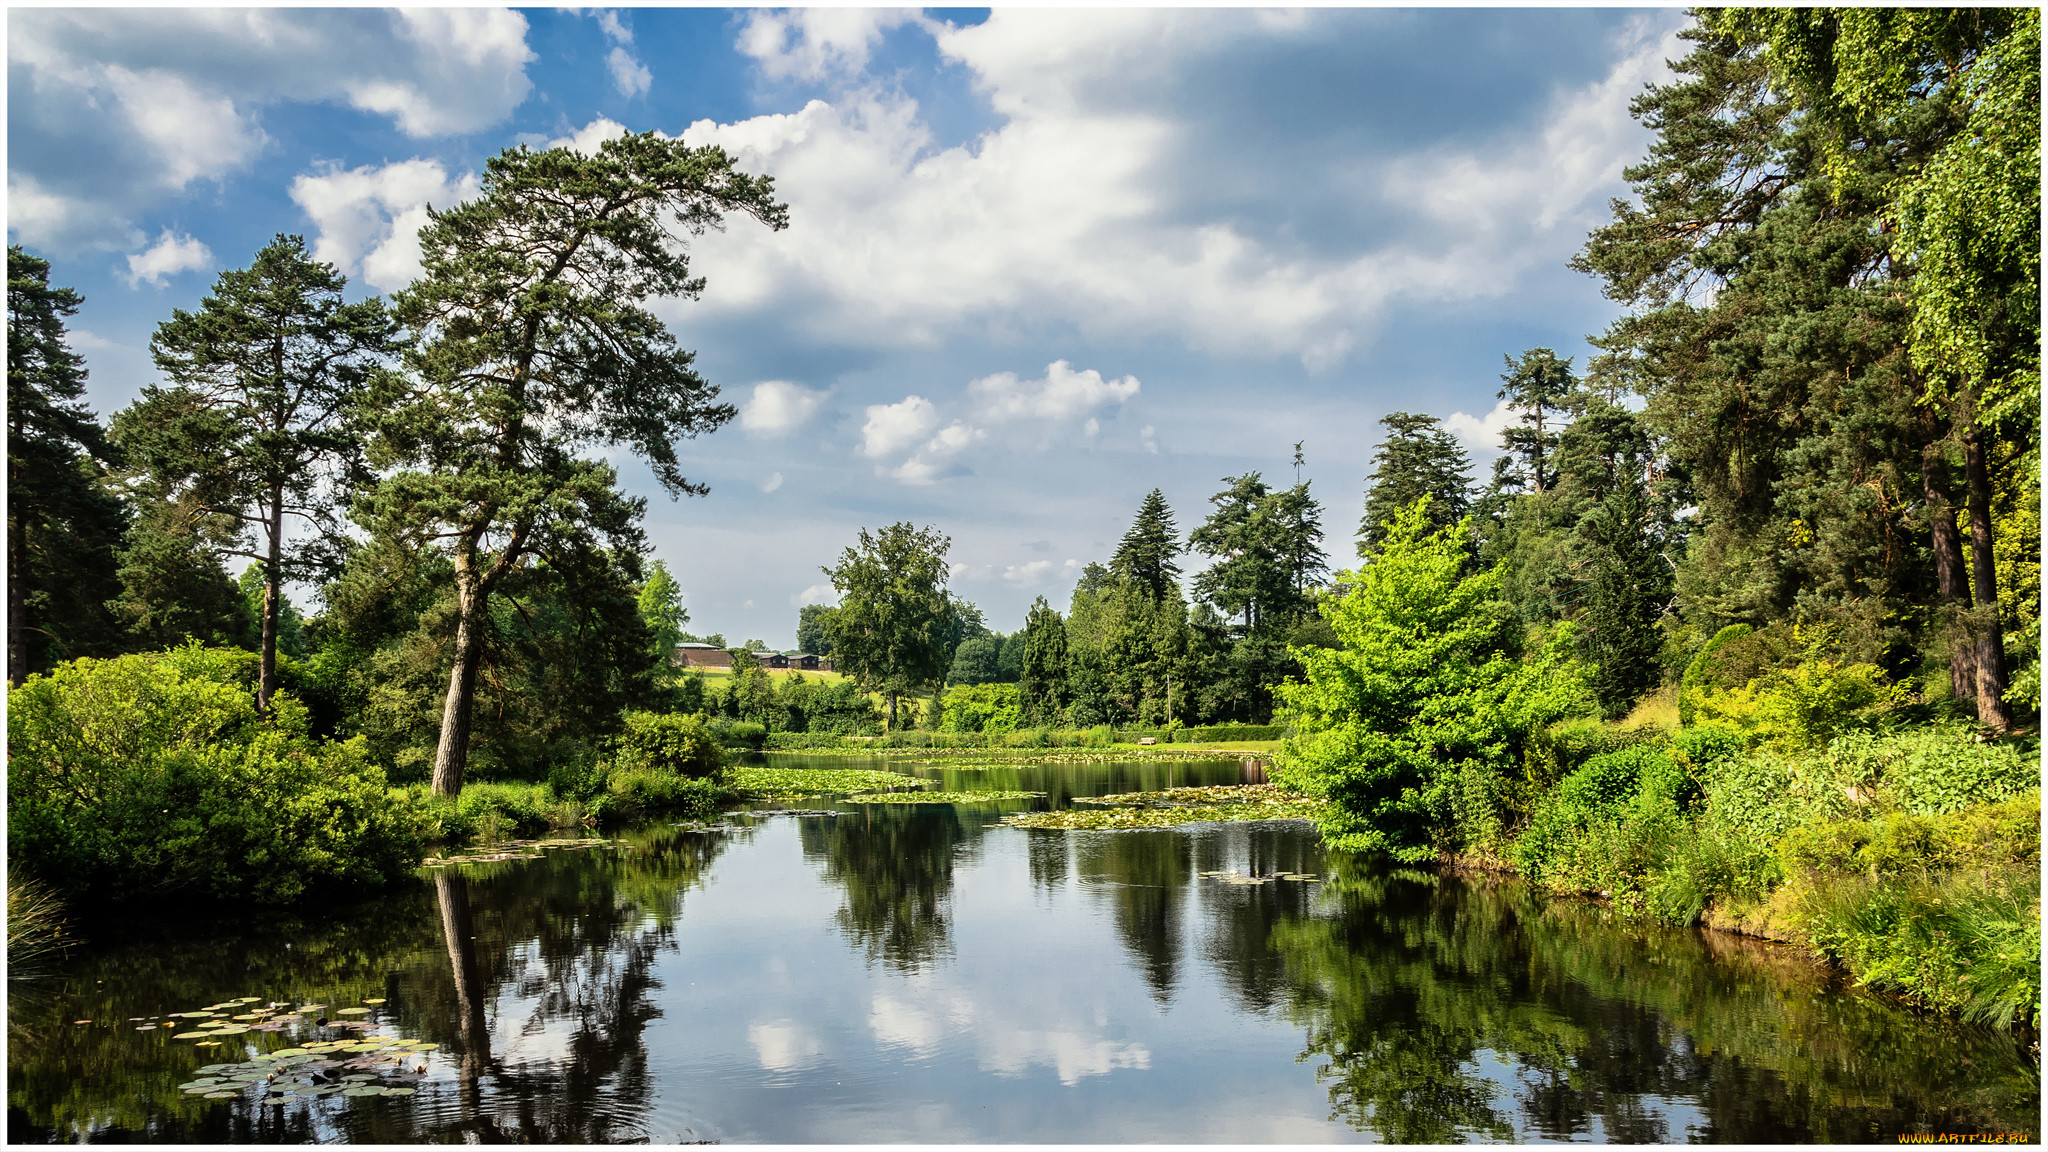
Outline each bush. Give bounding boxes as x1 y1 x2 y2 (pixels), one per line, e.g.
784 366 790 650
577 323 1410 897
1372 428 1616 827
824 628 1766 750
1692 656 1908 752
601 768 721 823
1823 727 2035 816
452 782 553 840
1511 745 1688 889
940 682 1022 735
9 647 424 904
616 711 724 779
708 718 768 751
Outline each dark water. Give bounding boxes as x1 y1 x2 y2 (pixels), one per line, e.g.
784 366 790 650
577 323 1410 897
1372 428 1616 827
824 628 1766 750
7 755 2038 1144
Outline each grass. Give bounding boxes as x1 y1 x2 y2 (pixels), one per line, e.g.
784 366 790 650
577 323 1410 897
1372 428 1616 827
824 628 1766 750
7 878 69 978
1001 783 1329 830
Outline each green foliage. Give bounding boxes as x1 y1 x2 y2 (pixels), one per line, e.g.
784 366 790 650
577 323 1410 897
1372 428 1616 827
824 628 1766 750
8 647 424 904
1276 500 1594 862
600 768 720 823
1511 745 1690 889
822 521 956 729
795 603 837 657
1109 488 1183 597
940 682 1021 734
709 719 767 750
1692 653 1908 752
637 559 688 658
1359 413 1472 555
1189 471 1325 635
1820 726 2036 816
946 633 1004 685
236 564 306 659
1018 595 1069 726
1491 348 1577 494
7 246 128 683
614 710 723 779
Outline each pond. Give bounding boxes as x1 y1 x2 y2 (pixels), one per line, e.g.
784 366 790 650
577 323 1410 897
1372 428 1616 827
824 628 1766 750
7 754 2038 1143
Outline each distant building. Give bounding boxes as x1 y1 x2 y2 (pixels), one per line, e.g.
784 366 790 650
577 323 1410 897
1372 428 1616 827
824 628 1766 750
795 653 832 672
672 643 732 670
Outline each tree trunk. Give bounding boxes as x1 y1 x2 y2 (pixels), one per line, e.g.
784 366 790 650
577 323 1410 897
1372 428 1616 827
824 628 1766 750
1963 429 2013 731
257 482 284 716
1923 442 1978 704
7 529 25 688
433 580 488 797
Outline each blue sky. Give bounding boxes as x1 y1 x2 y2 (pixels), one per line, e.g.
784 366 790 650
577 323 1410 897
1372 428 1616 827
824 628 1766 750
9 7 1686 647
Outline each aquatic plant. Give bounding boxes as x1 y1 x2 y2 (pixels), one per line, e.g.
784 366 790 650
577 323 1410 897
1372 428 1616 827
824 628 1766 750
1001 783 1328 830
843 790 1045 804
725 765 930 799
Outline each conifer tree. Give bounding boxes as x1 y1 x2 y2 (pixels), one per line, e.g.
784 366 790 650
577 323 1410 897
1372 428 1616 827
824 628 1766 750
6 247 127 683
117 234 393 712
1110 488 1182 598
1493 349 1577 494
1019 595 1070 726
1359 411 1473 556
361 134 786 796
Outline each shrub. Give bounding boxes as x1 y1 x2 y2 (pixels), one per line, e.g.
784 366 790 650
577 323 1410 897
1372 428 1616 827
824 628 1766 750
602 768 720 823
1823 727 2035 816
616 711 724 779
941 682 1022 735
708 718 768 751
1511 745 1687 888
8 648 424 904
1692 656 1908 752
453 782 553 839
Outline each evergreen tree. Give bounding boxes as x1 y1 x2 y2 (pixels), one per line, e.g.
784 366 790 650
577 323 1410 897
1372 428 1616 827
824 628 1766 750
6 247 127 682
117 235 393 712
1359 411 1473 555
237 563 307 660
1018 596 1070 726
1493 349 1577 494
360 133 786 796
1572 455 1674 718
1110 488 1182 598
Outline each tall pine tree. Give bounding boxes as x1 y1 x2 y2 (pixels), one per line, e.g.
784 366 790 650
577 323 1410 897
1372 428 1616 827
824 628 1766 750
1359 411 1473 555
1110 488 1182 598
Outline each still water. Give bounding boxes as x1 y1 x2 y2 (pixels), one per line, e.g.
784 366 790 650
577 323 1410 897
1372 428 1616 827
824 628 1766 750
8 755 2038 1143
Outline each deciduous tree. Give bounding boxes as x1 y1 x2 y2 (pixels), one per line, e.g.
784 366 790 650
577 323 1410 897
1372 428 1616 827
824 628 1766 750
823 522 955 730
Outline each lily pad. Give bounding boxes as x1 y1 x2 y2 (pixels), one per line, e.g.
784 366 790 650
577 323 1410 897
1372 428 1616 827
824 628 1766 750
342 1086 385 1097
333 1007 371 1016
362 998 386 1005
383 1087 416 1096
207 1024 251 1035
407 1043 440 1051
204 1091 238 1099
173 1031 215 1040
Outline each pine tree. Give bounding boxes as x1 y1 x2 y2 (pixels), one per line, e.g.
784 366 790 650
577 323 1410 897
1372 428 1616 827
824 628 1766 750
6 247 127 682
1359 411 1472 556
1110 488 1182 598
1493 349 1577 494
118 234 393 712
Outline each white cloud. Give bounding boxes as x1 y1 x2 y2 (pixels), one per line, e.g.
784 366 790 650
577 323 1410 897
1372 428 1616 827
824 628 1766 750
1140 424 1159 455
740 380 828 437
859 395 941 459
967 360 1139 425
1445 397 1518 460
549 116 630 156
791 583 838 608
289 159 480 292
760 471 784 493
737 9 925 84
661 11 1675 373
8 8 533 251
608 46 652 99
1000 560 1055 587
123 230 212 288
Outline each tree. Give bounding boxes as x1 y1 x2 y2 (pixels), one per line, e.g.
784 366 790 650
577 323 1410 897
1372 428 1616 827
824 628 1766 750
1189 474 1284 635
1700 8 2036 727
947 634 1003 685
361 133 786 796
1275 500 1592 862
237 563 307 660
1359 412 1473 555
796 603 837 656
637 559 688 657
6 247 127 683
1018 596 1070 726
823 522 955 730
1110 489 1182 598
1493 349 1578 495
1573 456 1674 719
116 235 393 712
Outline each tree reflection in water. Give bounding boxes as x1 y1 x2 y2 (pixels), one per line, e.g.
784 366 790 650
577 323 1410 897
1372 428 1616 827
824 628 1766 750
1076 830 1193 1003
802 804 965 973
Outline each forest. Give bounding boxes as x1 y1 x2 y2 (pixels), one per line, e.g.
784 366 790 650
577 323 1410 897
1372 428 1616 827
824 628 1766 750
7 10 2039 1026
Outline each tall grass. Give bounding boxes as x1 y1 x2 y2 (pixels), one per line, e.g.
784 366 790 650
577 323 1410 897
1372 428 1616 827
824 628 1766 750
7 877 69 978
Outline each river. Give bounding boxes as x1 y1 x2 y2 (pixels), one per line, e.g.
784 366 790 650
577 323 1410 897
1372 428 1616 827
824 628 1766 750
6 754 2037 1142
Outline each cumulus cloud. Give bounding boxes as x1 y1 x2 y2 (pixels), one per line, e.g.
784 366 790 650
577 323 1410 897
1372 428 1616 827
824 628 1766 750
590 10 652 99
123 230 212 287
760 471 784 493
967 360 1139 424
1000 560 1055 587
860 395 941 460
740 380 829 437
1445 397 1518 460
857 394 984 485
737 9 926 84
791 583 838 608
8 8 533 251
657 11 1676 373
549 116 630 156
289 159 479 292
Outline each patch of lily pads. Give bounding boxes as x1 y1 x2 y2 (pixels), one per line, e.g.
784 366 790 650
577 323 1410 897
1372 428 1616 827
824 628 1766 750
1000 783 1328 830
1199 869 1321 885
421 836 612 868
726 766 931 799
843 789 1046 804
139 995 440 1107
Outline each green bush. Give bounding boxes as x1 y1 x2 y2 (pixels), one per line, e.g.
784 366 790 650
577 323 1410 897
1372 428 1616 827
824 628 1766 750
940 682 1022 734
1512 745 1686 888
616 711 724 779
708 718 768 751
452 782 553 840
1692 656 1908 752
601 768 721 823
8 647 424 904
1823 727 2035 816
1082 724 1117 747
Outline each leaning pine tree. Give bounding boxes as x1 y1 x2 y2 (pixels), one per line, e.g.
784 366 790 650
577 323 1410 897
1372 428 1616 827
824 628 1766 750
361 133 787 798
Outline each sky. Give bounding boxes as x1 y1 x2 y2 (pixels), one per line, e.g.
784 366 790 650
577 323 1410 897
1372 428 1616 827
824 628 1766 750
8 6 1688 648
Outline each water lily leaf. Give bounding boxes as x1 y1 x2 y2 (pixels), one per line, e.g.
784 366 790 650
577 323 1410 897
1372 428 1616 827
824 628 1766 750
176 1080 221 1091
297 1005 326 1012
362 998 386 1005
204 1091 238 1099
270 1048 309 1057
407 1043 439 1051
196 1064 233 1074
342 1086 384 1097
208 1025 251 1035
333 1007 371 1016
383 1087 416 1096
136 1024 158 1031
173 1032 214 1040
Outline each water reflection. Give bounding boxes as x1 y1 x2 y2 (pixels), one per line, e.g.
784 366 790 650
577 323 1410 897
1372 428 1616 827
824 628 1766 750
7 767 2038 1144
801 804 966 973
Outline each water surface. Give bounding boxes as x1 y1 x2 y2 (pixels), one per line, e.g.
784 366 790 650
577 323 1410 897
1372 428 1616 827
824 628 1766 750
7 755 2037 1143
